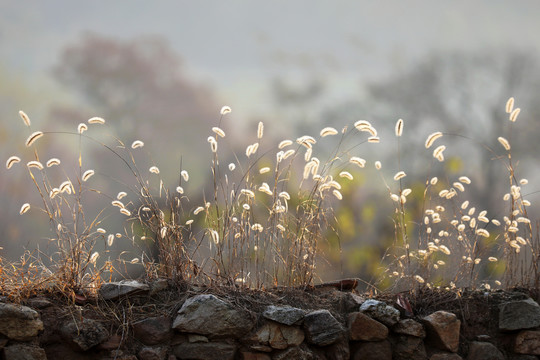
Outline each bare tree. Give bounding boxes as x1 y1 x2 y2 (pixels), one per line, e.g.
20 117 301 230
52 33 219 182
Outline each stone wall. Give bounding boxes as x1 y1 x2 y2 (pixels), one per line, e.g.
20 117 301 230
1 281 540 359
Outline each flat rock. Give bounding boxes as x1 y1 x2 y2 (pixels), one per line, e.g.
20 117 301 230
172 294 254 338
173 342 236 360
393 319 426 338
348 312 388 341
3 343 47 360
262 305 305 325
99 280 150 300
0 302 44 340
467 341 504 360
515 330 540 355
422 311 460 353
499 298 540 331
133 316 172 345
60 318 109 351
360 299 400 327
255 322 304 349
352 340 392 360
303 309 345 346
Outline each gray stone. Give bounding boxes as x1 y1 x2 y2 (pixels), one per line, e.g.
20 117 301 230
60 318 109 351
422 311 460 353
3 343 47 360
133 316 172 345
173 342 236 360
348 312 389 341
262 305 305 325
391 335 428 360
393 319 426 338
99 280 150 300
172 294 255 338
303 309 345 346
0 302 44 340
499 298 540 331
352 340 392 360
467 341 503 360
138 346 169 360
359 299 400 327
515 330 540 355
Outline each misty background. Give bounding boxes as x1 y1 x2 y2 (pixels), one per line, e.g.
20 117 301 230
2 1 540 285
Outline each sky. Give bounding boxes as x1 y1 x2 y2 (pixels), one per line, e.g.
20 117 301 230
2 1 540 118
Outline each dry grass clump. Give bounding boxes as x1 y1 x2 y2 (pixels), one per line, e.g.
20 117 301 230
2 97 540 300
383 97 539 291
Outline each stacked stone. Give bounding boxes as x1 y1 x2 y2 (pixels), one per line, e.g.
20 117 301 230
3 281 540 359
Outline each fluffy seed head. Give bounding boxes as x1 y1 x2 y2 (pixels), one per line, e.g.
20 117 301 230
59 180 73 194
220 106 231 115
476 229 490 237
375 161 382 170
393 171 406 181
19 203 30 215
212 127 226 138
25 131 44 147
194 206 204 215
506 97 515 113
131 140 144 149
425 132 443 149
19 110 31 127
259 167 270 174
339 171 353 180
332 189 343 200
27 161 44 170
107 234 114 247
320 127 338 137
498 137 511 151
111 200 125 209
88 117 105 124
368 136 380 143
176 186 184 194
350 157 366 168
149 166 160 174
278 140 293 149
207 136 218 152
119 208 131 216
283 149 295 159
459 176 471 184
228 163 236 171
181 170 189 182
78 123 88 134
257 121 264 139
82 170 95 182
414 275 425 284
510 108 521 122
395 118 404 137
46 158 61 167
6 156 21 169
433 145 446 158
